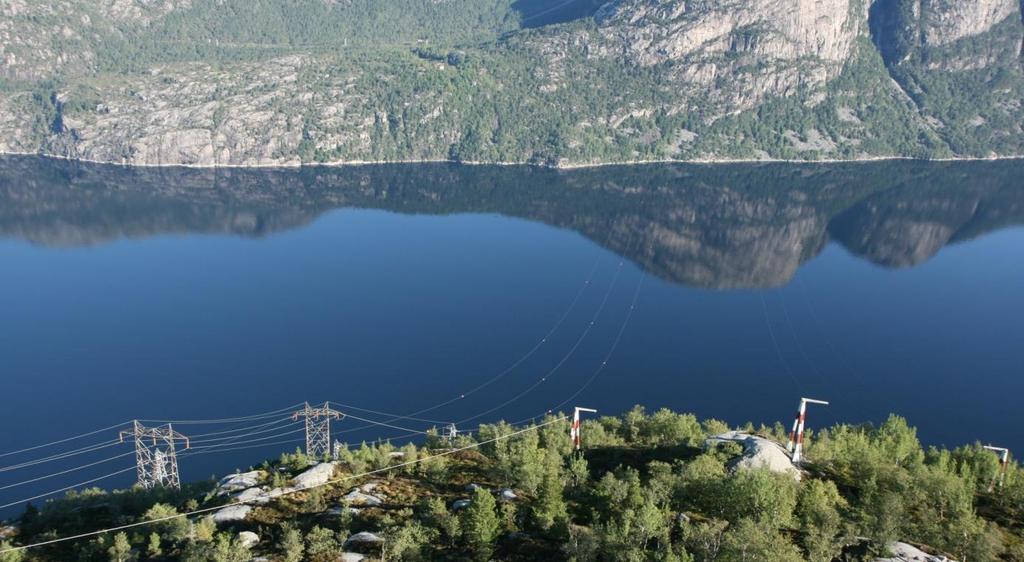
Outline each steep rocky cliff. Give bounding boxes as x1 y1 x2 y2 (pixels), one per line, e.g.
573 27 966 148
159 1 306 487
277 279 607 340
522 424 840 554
0 0 1022 166
589 0 863 114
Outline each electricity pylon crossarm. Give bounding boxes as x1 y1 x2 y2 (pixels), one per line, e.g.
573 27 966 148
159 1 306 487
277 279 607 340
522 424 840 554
571 407 598 451
786 397 828 464
119 421 189 490
983 445 1011 490
292 402 344 459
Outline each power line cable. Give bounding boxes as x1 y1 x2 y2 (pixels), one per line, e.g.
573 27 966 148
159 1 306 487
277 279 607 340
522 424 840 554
0 452 136 492
0 416 566 555
0 466 137 510
330 256 602 433
453 260 625 426
0 422 130 459
0 441 121 473
521 271 646 422
139 403 305 425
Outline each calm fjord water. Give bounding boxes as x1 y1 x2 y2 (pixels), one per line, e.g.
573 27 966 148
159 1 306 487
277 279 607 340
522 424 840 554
0 157 1021 510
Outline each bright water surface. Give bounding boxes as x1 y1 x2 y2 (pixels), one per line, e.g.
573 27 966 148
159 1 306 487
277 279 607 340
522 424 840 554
0 157 1021 514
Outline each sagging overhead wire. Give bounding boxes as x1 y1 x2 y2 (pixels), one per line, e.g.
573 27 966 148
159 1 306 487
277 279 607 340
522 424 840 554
0 415 300 474
188 418 301 445
0 422 131 460
329 256 603 433
139 402 306 425
0 451 137 492
453 260 625 426
0 466 138 510
0 424 308 508
0 441 121 473
523 271 646 423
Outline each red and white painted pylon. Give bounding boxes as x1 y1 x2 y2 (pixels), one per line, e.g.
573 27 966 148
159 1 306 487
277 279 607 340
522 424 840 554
571 407 598 451
983 445 1011 490
786 397 829 463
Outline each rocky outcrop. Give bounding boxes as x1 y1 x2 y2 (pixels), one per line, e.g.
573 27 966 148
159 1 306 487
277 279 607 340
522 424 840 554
591 0 864 115
216 471 264 494
919 0 1019 46
211 504 251 524
875 541 956 562
870 0 1023 66
596 0 860 65
292 462 335 490
706 431 802 480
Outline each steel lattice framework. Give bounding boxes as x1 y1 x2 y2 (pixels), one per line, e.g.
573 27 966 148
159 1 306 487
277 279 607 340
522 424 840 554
119 421 190 490
293 402 345 459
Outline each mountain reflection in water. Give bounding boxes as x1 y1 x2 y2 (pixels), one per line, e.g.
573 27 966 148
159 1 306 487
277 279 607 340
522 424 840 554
0 156 1022 289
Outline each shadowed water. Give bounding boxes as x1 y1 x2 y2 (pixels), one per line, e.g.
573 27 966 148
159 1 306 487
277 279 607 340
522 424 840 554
0 156 1022 514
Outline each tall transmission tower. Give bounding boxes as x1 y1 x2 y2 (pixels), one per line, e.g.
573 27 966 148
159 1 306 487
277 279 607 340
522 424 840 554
570 407 598 452
786 397 829 463
292 402 345 459
119 421 190 490
444 423 459 444
983 445 1011 490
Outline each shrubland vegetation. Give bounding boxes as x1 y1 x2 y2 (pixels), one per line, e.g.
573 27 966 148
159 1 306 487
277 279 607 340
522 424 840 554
2 407 1022 561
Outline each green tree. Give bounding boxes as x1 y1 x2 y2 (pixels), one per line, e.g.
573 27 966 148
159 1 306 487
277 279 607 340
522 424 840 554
682 519 728 562
146 533 162 559
796 479 848 562
280 526 304 562
305 526 341 562
721 469 798 526
192 517 216 543
0 542 25 562
421 497 461 547
385 520 436 561
108 532 133 562
532 449 569 533
863 490 904 554
461 487 500 561
143 503 190 542
719 519 802 562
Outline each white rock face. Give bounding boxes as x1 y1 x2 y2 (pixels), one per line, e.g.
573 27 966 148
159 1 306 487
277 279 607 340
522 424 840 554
217 471 264 494
343 490 383 507
921 0 1019 46
596 0 861 68
339 554 366 562
586 0 869 121
707 431 801 480
211 505 252 524
292 462 335 490
237 531 260 548
875 541 956 562
344 531 384 546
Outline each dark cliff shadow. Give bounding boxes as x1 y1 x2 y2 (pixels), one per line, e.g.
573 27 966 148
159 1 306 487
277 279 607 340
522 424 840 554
1 156 1022 290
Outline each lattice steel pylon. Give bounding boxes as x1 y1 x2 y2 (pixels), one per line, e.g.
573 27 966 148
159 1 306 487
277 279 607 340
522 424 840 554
292 402 345 459
119 421 190 490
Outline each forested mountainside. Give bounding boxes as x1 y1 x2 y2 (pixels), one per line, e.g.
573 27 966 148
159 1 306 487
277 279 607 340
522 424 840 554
0 0 1021 166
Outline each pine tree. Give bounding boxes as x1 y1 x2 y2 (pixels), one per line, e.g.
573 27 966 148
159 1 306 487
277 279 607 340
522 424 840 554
462 487 500 561
107 532 132 562
280 526 305 562
146 533 162 559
